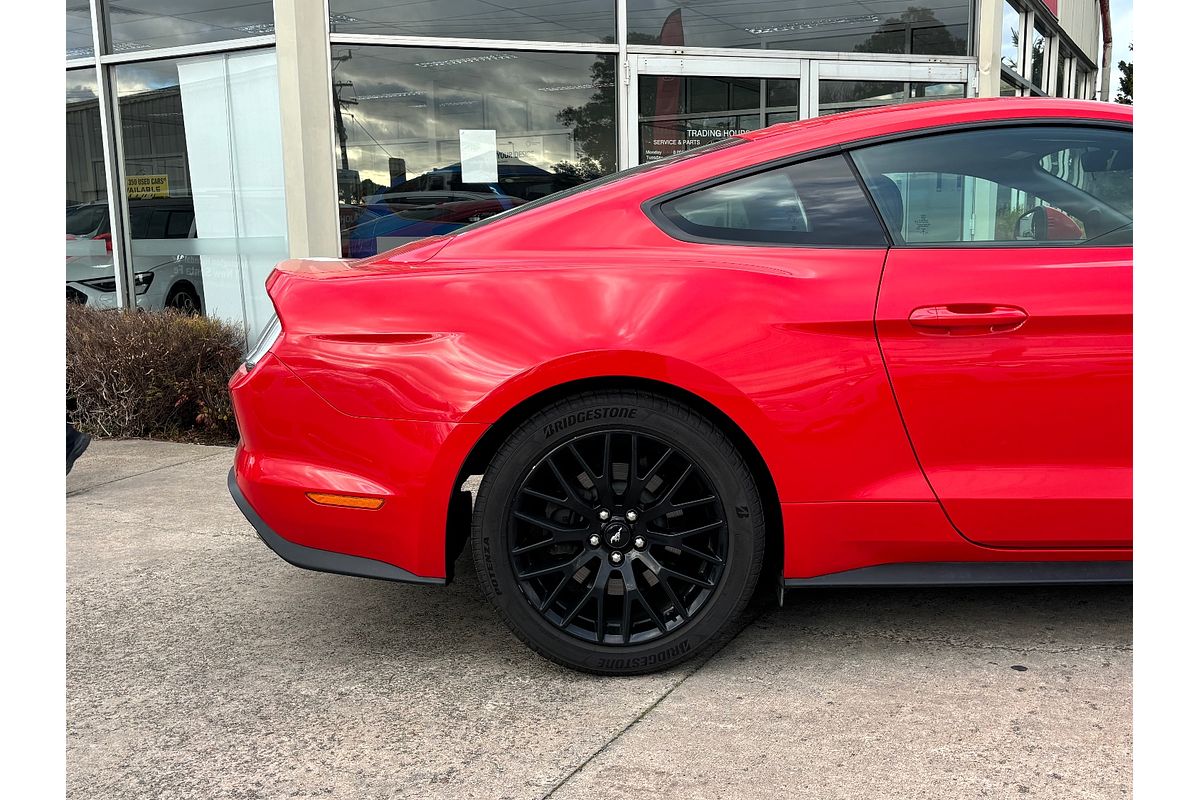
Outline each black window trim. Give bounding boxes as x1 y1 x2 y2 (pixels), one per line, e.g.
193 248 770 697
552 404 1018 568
642 117 1132 251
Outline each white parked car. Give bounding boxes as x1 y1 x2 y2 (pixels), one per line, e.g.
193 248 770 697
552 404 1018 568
66 200 205 313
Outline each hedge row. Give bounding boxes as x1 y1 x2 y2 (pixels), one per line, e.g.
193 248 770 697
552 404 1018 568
66 304 244 444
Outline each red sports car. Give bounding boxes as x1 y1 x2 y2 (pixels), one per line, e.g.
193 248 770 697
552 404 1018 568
229 98 1132 674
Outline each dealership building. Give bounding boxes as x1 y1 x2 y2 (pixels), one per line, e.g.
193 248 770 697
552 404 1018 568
66 1 1110 343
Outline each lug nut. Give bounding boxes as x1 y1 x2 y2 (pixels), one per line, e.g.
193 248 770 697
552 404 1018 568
610 551 624 565
599 509 611 521
633 536 646 550
588 534 601 547
625 510 638 522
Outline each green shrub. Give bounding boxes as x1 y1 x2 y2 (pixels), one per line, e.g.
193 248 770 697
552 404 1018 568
66 304 245 444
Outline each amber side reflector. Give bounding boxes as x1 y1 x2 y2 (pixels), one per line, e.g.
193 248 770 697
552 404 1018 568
305 492 385 510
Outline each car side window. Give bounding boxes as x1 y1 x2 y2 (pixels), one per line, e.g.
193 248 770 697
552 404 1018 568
656 153 887 246
1041 140 1132 219
166 210 194 239
127 207 152 239
145 209 170 239
850 125 1132 246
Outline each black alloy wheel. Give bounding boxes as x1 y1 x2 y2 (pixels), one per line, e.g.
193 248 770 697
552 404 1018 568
510 429 727 645
472 390 765 674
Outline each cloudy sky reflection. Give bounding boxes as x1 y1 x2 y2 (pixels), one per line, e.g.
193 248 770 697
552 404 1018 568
333 47 615 186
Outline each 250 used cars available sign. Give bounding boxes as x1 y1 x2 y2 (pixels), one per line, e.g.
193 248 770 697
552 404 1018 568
126 174 169 199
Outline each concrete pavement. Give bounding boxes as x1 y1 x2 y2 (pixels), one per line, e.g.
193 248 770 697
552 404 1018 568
67 440 1131 799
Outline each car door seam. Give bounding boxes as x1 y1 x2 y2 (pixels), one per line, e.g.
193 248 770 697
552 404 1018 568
872 248 957 519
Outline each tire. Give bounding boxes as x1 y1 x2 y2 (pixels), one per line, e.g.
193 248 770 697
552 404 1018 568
471 390 765 675
167 283 202 315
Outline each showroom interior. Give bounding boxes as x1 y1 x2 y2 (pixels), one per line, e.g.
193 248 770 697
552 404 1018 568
65 1 1107 345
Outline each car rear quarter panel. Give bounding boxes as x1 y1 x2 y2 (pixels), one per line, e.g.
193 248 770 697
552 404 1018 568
269 245 930 507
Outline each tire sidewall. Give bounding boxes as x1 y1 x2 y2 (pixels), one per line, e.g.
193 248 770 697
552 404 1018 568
473 394 762 674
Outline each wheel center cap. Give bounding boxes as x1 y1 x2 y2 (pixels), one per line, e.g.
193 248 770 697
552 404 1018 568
603 521 632 549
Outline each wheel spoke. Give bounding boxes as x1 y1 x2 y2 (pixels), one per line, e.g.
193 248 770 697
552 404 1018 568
599 433 614 507
521 486 569 506
654 570 689 621
541 457 594 515
642 495 719 523
624 433 639 504
651 519 725 539
676 542 725 565
520 486 592 518
513 536 581 556
539 572 572 612
665 463 693 501
620 586 635 644
642 447 674 496
560 589 593 629
640 549 716 590
516 554 582 581
512 510 589 537
638 593 668 633
641 464 697 521
566 441 614 508
658 565 715 590
594 586 606 642
672 495 718 510
511 538 553 556
627 440 673 505
559 565 605 629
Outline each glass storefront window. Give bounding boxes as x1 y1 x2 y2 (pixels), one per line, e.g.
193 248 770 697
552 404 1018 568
819 80 902 115
1076 67 1090 99
67 2 94 59
328 1 617 43
910 82 967 100
113 50 288 341
1030 18 1049 91
627 1 972 55
1000 76 1021 97
331 46 617 257
1057 53 1068 97
67 70 114 308
1001 1 1021 73
103 1 275 54
638 75 801 162
818 80 966 115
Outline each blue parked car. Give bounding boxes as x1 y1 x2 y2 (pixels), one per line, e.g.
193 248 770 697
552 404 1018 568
342 197 526 259
342 159 589 257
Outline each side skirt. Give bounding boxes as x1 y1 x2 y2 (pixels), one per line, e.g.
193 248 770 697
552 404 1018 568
783 560 1131 588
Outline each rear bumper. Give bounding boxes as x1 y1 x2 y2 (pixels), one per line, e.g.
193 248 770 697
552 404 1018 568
228 468 443 585
227 352 486 583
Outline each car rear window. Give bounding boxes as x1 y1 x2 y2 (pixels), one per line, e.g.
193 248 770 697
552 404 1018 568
655 153 887 247
66 205 107 236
